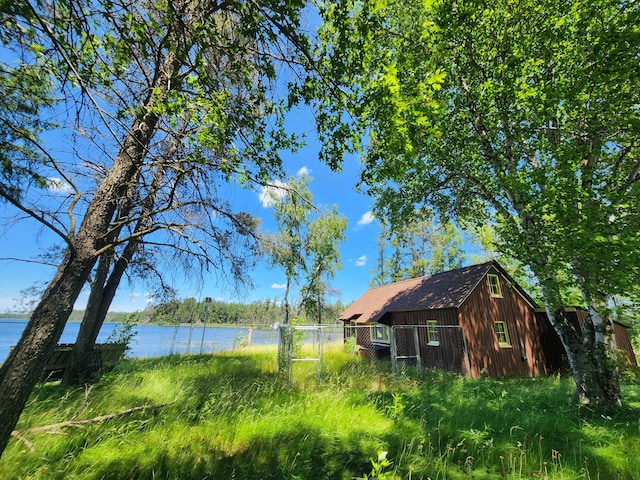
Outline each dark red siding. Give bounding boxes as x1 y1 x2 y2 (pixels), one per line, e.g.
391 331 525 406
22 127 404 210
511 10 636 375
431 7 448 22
345 262 637 378
357 268 554 378
457 267 547 377
570 309 637 365
534 311 568 374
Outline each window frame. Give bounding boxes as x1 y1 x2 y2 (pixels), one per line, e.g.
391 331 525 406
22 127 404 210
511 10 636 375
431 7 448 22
487 274 503 298
426 320 440 346
346 322 357 338
370 323 390 344
494 320 512 347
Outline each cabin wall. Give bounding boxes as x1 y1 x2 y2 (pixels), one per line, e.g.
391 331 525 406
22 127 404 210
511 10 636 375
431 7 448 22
458 268 547 378
533 311 569 374
354 323 370 346
563 308 637 366
613 322 637 366
350 321 391 360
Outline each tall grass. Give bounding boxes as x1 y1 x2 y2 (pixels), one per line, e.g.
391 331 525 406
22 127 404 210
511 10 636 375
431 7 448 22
1 347 640 479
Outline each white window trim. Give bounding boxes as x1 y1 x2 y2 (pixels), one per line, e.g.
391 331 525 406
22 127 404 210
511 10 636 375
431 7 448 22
370 323 390 345
426 320 440 346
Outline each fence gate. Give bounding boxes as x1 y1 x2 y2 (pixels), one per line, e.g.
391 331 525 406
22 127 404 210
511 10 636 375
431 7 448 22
391 325 470 377
390 325 422 375
278 324 370 382
278 325 323 382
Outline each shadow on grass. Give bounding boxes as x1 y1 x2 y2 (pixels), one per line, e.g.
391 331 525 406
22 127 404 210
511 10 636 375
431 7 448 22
71 426 376 480
364 370 640 479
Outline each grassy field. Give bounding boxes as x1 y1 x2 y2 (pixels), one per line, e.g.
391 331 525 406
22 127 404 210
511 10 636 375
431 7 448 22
1 346 640 479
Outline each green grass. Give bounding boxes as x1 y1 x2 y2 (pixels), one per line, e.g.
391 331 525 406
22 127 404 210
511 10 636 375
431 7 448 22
1 347 640 479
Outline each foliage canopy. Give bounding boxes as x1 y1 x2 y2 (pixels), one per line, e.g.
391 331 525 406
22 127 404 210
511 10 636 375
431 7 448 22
317 0 640 406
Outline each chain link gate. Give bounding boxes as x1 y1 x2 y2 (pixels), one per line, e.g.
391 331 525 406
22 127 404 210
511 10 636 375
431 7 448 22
278 325 323 382
391 325 470 378
278 324 355 382
278 324 394 382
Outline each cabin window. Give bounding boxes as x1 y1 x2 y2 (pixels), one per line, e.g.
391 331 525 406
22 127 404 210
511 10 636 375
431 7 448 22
346 322 357 338
487 274 502 297
426 320 439 346
371 323 390 344
494 321 511 347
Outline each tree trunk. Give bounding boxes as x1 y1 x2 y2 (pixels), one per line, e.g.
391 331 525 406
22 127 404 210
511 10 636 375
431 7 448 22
574 295 621 407
0 74 167 455
545 304 621 409
63 233 144 384
284 281 290 324
0 250 97 455
523 218 622 409
64 155 172 385
62 253 112 385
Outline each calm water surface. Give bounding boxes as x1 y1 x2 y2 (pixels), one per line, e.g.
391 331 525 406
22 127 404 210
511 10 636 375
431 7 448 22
0 319 277 364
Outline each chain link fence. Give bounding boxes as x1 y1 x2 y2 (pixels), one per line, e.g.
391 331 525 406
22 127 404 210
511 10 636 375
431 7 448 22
167 324 281 356
390 325 470 378
277 323 470 382
277 324 349 382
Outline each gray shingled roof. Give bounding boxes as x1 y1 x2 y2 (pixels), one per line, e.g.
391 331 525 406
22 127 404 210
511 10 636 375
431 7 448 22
339 261 501 324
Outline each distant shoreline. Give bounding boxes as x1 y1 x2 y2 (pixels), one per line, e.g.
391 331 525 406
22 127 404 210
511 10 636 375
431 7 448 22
0 313 136 319
0 317 274 329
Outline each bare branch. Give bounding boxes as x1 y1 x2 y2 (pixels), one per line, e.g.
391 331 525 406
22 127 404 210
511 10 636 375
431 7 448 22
0 185 72 248
0 257 58 267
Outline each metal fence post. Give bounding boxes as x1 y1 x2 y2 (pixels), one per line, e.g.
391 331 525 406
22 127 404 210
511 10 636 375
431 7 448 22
412 326 423 379
317 326 322 382
286 326 293 383
390 326 398 376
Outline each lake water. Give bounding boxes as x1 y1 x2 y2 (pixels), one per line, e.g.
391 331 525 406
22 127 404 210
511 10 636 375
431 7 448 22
0 319 279 364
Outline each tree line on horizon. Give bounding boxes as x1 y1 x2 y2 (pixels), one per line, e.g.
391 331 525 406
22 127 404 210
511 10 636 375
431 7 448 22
1 298 349 327
138 297 348 326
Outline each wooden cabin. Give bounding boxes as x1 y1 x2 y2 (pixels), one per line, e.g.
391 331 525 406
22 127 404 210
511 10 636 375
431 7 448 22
339 261 636 378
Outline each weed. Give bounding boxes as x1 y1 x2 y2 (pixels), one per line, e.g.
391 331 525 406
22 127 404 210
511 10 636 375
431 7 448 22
359 451 395 480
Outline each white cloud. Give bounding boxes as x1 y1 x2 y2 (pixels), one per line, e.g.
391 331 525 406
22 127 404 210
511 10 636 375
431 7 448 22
130 292 154 304
47 177 73 194
357 211 375 226
271 283 287 289
297 166 311 177
259 180 288 207
355 255 367 267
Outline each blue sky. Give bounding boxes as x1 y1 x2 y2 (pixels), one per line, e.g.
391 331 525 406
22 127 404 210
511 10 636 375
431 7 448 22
0 108 490 315
0 7 391 315
0 113 383 313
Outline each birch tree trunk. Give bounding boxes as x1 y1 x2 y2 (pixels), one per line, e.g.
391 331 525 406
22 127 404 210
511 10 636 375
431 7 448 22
543 298 621 407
